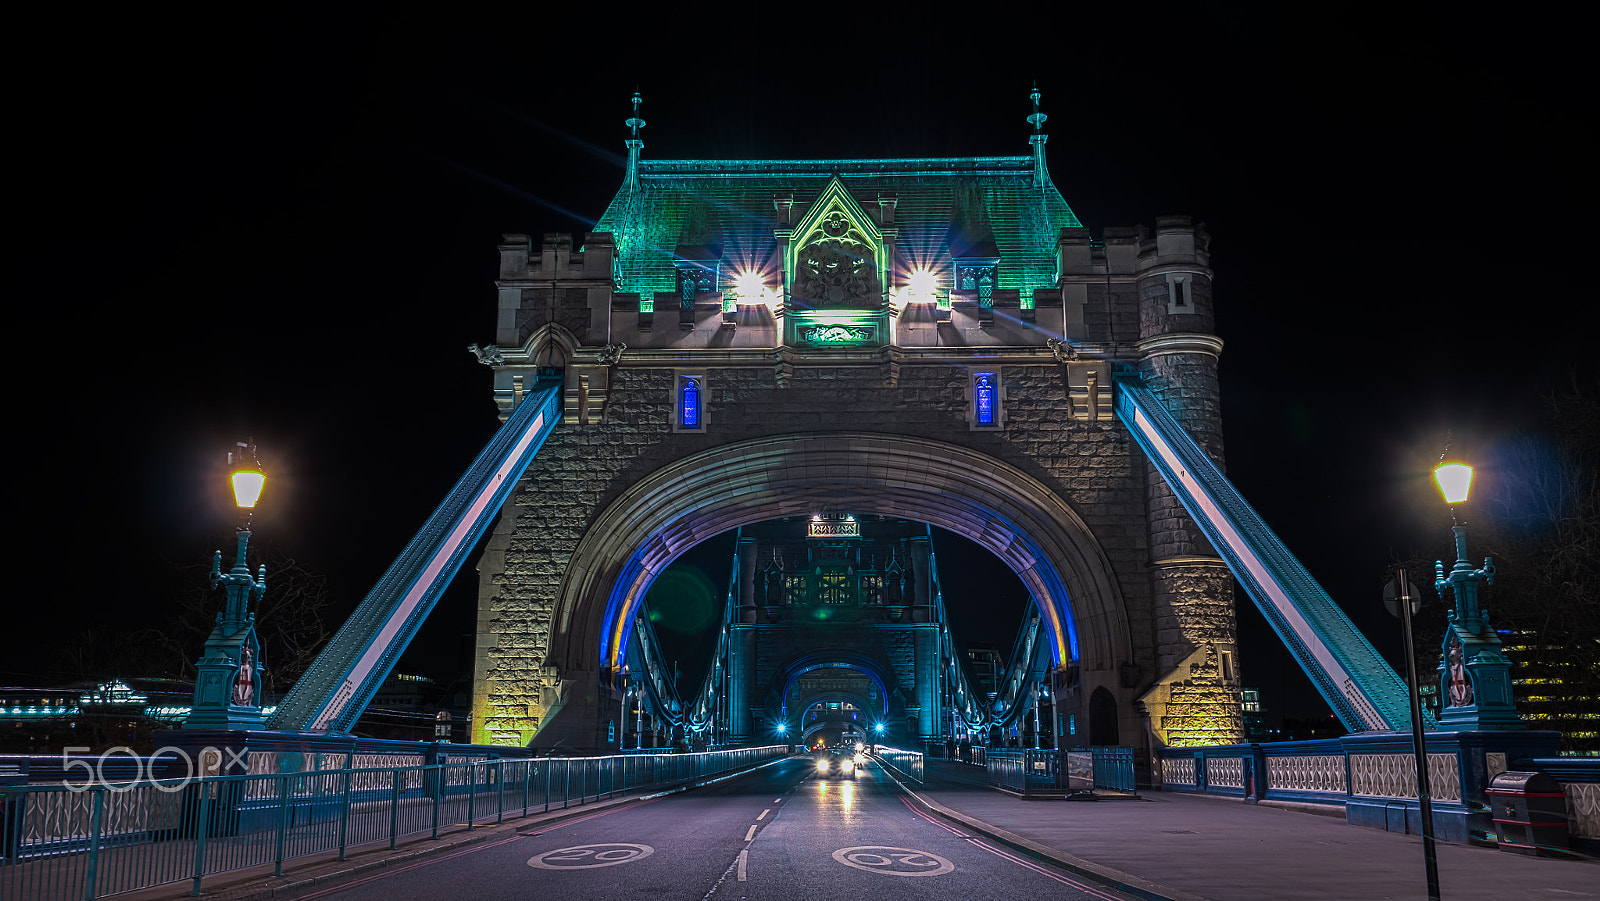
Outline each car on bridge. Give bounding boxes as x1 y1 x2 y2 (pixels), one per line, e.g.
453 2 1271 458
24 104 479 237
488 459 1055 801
814 750 856 779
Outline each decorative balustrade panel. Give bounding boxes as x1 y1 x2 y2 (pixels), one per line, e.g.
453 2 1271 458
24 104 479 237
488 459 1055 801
21 784 184 844
350 755 427 792
1161 756 1196 786
444 756 493 786
1205 756 1244 789
1348 753 1460 802
1564 782 1600 840
1266 755 1346 794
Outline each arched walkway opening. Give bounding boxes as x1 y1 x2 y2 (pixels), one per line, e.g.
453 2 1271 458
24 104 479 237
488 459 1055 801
549 433 1132 685
1090 685 1120 746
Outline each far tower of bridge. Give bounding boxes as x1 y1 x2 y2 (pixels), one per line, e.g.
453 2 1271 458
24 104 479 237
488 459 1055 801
466 86 1251 762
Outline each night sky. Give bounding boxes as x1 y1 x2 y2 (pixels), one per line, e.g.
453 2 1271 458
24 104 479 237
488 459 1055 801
10 7 1587 727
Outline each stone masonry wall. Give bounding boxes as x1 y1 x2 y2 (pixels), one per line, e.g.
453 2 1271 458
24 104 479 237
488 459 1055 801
1133 261 1243 745
475 356 1158 746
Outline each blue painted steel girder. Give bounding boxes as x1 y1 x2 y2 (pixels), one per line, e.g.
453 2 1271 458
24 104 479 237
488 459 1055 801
268 382 564 733
1115 376 1428 733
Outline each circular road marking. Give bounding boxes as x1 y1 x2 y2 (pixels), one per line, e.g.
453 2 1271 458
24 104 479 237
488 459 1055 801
832 846 954 876
528 843 655 870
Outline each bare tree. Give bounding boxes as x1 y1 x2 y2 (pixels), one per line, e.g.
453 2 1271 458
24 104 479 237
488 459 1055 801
52 548 335 698
1469 374 1600 752
161 547 334 697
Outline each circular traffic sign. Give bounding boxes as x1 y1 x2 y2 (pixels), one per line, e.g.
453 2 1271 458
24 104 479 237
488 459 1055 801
528 843 655 869
1384 572 1421 618
831 846 954 876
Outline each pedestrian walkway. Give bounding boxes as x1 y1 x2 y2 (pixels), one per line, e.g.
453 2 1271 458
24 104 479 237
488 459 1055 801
906 759 1599 901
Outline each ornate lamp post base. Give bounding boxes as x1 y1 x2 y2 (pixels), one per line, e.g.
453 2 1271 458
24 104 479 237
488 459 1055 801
1435 524 1520 732
183 528 267 731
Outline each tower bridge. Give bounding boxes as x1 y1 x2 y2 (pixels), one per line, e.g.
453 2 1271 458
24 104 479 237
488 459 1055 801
267 89 1427 771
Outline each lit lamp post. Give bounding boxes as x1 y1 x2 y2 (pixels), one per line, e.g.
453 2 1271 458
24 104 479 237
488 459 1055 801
1032 684 1044 749
1432 454 1520 731
183 442 268 731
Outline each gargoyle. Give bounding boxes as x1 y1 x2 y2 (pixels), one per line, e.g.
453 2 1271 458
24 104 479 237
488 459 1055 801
468 343 506 366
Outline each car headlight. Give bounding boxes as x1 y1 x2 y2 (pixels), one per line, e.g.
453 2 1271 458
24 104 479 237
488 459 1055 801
840 758 854 774
816 758 831 773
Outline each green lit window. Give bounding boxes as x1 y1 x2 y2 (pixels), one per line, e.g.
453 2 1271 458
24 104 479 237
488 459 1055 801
817 566 854 605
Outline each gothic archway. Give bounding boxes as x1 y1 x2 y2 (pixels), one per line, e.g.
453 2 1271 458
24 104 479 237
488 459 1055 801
548 433 1132 684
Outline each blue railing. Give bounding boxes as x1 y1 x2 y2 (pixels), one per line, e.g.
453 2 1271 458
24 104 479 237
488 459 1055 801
985 748 1136 795
1157 736 1599 850
875 747 924 784
0 745 787 900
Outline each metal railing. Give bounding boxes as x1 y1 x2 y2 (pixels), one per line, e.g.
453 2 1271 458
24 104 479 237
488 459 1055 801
0 746 786 900
1156 738 1600 850
985 747 1136 796
874 747 924 784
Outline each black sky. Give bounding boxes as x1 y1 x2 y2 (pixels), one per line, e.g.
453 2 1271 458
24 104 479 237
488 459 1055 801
9 6 1589 724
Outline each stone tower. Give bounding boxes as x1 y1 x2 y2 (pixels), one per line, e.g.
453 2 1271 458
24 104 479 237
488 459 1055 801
468 90 1245 756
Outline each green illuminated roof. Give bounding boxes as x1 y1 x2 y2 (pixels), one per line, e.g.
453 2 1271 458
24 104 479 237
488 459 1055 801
592 157 1081 297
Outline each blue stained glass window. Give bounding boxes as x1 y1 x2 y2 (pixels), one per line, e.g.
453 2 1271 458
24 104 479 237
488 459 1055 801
974 372 996 426
680 376 701 428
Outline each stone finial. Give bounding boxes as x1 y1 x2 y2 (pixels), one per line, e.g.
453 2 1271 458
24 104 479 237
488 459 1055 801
1028 83 1048 134
626 91 645 139
624 91 645 190
1027 84 1050 188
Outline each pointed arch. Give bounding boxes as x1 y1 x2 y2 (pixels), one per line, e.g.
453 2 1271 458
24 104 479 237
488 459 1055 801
787 176 886 310
518 321 580 371
547 432 1132 690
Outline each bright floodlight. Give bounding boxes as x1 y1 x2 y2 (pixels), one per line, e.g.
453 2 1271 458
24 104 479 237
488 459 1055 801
735 270 769 305
907 268 937 298
1433 462 1474 505
231 468 265 509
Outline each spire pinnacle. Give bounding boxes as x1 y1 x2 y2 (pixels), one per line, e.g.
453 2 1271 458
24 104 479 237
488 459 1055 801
1027 83 1047 134
624 91 645 190
1027 84 1051 189
626 90 645 139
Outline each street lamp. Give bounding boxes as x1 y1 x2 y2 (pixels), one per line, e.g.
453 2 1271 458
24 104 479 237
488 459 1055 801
1032 684 1044 749
1431 450 1519 731
183 442 268 730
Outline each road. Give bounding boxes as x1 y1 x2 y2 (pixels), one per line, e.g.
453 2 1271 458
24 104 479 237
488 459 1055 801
272 756 1138 901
